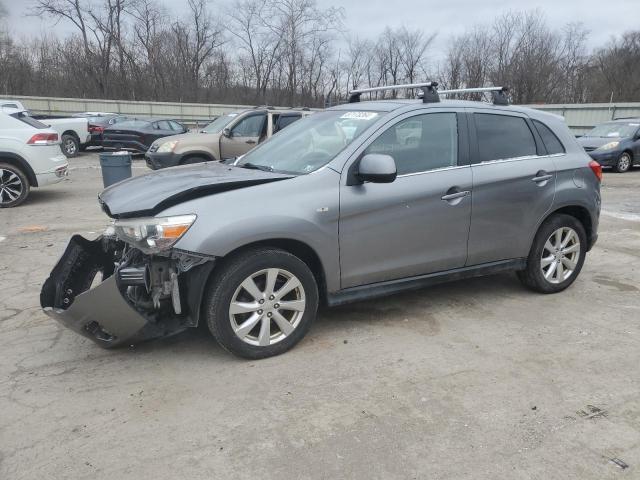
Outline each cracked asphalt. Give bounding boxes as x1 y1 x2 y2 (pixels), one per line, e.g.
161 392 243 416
1 154 639 479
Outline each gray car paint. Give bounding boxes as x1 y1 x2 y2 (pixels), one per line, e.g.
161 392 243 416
154 99 599 297
47 98 599 350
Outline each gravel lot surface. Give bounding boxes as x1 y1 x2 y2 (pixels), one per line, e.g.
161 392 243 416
1 153 639 480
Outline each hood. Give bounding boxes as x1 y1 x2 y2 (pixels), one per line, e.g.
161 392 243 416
99 162 293 218
154 132 218 145
576 136 621 150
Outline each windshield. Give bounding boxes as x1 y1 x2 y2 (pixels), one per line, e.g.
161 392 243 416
586 122 639 138
236 110 381 174
202 113 240 133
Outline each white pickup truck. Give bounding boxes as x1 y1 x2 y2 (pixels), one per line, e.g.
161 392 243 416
0 100 90 158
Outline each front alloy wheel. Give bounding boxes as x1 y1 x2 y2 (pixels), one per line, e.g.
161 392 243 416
615 152 632 173
230 268 306 346
205 248 318 359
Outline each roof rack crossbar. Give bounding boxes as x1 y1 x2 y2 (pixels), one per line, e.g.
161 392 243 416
348 82 440 104
438 86 510 106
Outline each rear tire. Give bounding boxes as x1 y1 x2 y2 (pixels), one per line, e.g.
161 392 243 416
0 162 30 208
204 248 319 359
61 134 80 158
517 214 587 294
614 152 632 173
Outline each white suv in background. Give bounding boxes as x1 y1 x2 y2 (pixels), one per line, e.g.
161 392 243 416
0 111 68 207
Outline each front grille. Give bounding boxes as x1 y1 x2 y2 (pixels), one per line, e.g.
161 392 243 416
148 144 159 153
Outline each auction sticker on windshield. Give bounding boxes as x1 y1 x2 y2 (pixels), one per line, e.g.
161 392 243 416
340 112 379 120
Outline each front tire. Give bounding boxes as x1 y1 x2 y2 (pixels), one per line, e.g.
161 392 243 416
61 134 80 158
614 152 632 173
517 214 587 293
0 163 30 208
204 248 319 359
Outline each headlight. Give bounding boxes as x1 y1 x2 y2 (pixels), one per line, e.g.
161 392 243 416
597 141 620 151
111 215 196 253
157 140 178 153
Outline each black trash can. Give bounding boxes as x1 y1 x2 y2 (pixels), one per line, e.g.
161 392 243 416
99 151 132 188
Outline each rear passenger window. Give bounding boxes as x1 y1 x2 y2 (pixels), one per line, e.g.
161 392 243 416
533 120 565 154
365 113 458 175
475 114 537 162
275 114 301 133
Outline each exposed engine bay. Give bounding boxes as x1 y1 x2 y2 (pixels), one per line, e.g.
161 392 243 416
40 235 214 347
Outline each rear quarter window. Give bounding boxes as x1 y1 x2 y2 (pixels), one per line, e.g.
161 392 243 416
474 113 537 162
533 119 565 154
10 112 48 129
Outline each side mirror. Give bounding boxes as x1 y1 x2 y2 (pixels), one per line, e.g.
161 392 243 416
222 127 232 138
356 154 397 183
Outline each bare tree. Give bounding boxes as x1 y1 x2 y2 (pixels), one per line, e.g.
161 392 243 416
170 0 225 101
226 0 283 103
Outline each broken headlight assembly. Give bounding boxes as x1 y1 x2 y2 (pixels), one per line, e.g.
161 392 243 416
109 214 196 254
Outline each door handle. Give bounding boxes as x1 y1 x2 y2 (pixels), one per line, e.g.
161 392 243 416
532 171 553 183
246 140 256 145
441 190 470 202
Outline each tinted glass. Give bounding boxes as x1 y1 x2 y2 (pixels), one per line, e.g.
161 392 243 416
156 120 172 130
364 113 458 175
169 121 185 132
275 114 301 132
533 120 565 154
237 110 381 174
116 120 151 129
475 114 537 162
10 112 48 129
232 114 266 137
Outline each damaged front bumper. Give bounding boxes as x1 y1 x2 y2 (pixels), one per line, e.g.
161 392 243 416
40 235 214 348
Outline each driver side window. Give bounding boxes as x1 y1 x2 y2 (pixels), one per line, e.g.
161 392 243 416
231 114 266 138
364 113 458 175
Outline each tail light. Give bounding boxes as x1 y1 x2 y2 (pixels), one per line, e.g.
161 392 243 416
589 160 602 182
89 125 105 134
27 133 58 145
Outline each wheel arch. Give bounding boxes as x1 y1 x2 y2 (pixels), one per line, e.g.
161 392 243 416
180 151 217 164
537 204 594 251
0 152 38 186
61 130 80 141
213 238 328 304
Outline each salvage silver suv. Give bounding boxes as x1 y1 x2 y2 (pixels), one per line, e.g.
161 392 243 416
41 83 602 359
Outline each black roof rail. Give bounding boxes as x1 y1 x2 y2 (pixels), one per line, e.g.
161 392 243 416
348 82 440 104
612 116 640 121
438 86 510 105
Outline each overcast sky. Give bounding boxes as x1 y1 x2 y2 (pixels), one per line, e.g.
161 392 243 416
3 0 636 59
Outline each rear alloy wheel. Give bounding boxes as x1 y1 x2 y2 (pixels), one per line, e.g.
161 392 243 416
614 152 632 173
205 248 318 359
0 163 30 208
517 214 587 293
61 134 79 158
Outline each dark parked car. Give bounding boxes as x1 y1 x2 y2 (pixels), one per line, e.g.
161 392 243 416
102 118 188 153
74 114 130 150
577 118 640 173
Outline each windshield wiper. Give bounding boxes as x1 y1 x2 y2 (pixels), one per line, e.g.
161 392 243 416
239 162 274 172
